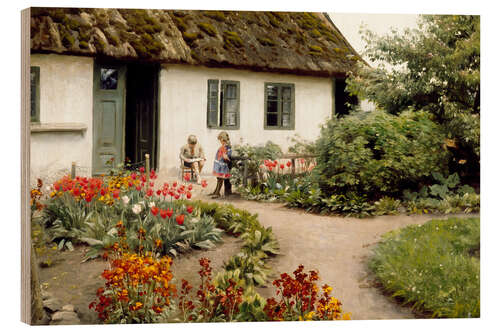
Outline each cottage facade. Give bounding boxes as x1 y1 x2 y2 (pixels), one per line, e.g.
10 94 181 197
29 8 361 181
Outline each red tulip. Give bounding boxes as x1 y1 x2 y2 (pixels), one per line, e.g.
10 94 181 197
186 206 193 214
162 189 168 197
141 175 146 183
85 193 93 203
280 164 285 170
73 188 80 197
113 190 120 199
188 184 193 191
151 206 159 216
174 194 180 200
128 182 133 188
201 180 207 188
54 183 60 191
150 182 155 187
139 166 145 174
131 173 137 180
186 192 192 199
136 186 141 191
160 209 167 219
166 209 173 218
173 181 177 188
100 188 106 196
286 161 292 167
184 173 191 182
146 188 153 197
176 214 185 225
156 189 161 196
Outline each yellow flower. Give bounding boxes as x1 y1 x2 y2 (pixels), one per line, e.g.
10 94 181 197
342 312 351 320
304 311 315 321
323 285 333 294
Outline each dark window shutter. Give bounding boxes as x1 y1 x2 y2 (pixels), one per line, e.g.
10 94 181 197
30 66 40 123
207 79 219 127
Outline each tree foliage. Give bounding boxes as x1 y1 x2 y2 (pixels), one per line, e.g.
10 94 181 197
347 15 480 183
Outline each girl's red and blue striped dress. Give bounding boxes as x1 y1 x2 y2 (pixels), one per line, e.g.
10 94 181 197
212 145 232 179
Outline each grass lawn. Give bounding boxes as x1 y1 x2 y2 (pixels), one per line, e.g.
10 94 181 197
369 217 480 318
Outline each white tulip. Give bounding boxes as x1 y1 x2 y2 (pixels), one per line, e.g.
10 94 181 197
132 204 142 215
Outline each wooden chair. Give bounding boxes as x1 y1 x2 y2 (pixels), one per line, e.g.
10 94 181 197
179 158 195 181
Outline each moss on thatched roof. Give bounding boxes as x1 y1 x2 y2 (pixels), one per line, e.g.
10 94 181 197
30 7 362 77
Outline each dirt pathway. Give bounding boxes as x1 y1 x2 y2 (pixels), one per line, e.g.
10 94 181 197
212 197 478 320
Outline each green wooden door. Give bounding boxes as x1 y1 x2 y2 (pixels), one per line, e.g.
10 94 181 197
92 63 126 175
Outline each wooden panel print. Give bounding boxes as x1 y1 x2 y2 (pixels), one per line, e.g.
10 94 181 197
22 6 480 327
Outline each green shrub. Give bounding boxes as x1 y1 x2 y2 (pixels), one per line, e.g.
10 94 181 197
369 217 480 318
314 110 450 199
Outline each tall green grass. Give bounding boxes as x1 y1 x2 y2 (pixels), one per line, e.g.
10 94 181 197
369 217 479 318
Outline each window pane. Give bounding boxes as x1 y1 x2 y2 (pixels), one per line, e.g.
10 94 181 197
100 68 118 90
283 101 291 114
267 100 278 114
282 114 290 127
226 112 237 126
282 86 292 100
267 113 278 126
266 85 278 99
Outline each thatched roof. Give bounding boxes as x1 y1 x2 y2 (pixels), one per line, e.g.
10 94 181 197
30 8 362 77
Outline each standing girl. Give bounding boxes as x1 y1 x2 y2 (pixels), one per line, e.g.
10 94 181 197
211 131 232 198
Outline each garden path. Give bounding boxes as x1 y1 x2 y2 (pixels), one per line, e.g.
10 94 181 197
217 197 478 320
154 175 479 320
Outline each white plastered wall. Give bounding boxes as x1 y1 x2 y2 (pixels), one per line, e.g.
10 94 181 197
30 54 94 185
158 64 333 175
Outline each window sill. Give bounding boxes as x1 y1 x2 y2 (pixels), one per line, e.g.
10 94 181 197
207 126 240 130
30 122 88 134
263 126 295 130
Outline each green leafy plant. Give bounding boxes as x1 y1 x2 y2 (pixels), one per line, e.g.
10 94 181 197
370 217 480 318
314 109 450 200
